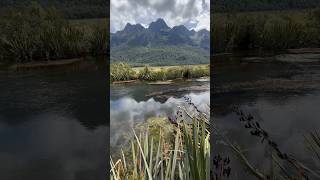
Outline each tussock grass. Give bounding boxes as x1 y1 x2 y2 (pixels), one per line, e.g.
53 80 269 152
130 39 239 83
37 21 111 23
110 62 136 82
110 62 209 82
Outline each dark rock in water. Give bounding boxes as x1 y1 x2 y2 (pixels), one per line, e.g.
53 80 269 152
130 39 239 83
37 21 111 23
146 85 209 103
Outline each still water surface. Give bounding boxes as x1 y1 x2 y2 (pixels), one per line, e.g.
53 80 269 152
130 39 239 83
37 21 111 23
213 53 320 179
110 79 210 155
0 58 108 180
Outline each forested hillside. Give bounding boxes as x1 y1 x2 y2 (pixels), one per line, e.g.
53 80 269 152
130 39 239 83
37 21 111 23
213 0 320 13
0 0 108 18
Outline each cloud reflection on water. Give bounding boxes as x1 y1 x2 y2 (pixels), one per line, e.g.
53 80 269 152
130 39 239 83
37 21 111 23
110 91 210 149
0 113 108 180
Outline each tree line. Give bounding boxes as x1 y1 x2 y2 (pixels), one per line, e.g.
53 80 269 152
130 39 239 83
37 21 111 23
0 0 108 19
213 0 320 13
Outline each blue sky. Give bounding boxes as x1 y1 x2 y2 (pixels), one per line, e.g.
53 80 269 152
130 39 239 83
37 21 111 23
111 0 210 33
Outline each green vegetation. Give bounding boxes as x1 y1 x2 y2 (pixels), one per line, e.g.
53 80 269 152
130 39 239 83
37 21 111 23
111 46 210 66
0 0 108 19
305 131 320 164
212 9 320 53
110 63 136 82
110 111 210 179
213 0 320 13
110 62 209 82
0 2 108 64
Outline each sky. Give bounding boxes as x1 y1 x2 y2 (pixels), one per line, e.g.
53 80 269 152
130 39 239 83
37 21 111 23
110 0 210 33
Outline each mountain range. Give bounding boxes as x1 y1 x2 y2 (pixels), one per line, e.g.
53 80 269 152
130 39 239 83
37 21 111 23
110 18 210 66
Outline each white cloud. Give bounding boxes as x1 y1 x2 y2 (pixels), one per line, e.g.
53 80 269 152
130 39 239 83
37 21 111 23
110 0 210 32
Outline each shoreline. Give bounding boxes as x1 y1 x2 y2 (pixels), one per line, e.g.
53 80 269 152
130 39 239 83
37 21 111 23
214 48 320 57
9 58 83 70
111 76 210 85
111 63 210 83
287 48 320 54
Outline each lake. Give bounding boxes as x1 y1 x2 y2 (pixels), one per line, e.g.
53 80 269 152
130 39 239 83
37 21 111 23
2 52 319 179
110 79 210 156
212 52 320 179
0 58 108 180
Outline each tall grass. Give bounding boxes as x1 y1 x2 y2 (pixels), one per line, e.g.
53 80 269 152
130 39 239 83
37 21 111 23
89 25 108 56
110 62 136 82
110 62 209 82
0 2 107 63
138 65 154 81
212 10 320 53
305 131 320 165
110 109 210 179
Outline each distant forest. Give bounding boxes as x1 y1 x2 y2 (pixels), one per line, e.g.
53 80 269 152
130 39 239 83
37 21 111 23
0 0 108 19
213 0 320 13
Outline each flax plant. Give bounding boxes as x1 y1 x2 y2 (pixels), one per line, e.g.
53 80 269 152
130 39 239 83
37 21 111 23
110 108 210 179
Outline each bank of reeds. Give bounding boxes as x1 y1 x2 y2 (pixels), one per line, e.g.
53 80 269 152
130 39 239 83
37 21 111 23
0 2 108 63
212 9 320 53
110 100 210 179
110 63 209 82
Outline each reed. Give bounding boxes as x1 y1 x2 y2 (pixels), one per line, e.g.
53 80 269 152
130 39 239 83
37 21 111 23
0 2 107 63
89 25 108 56
212 10 320 53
